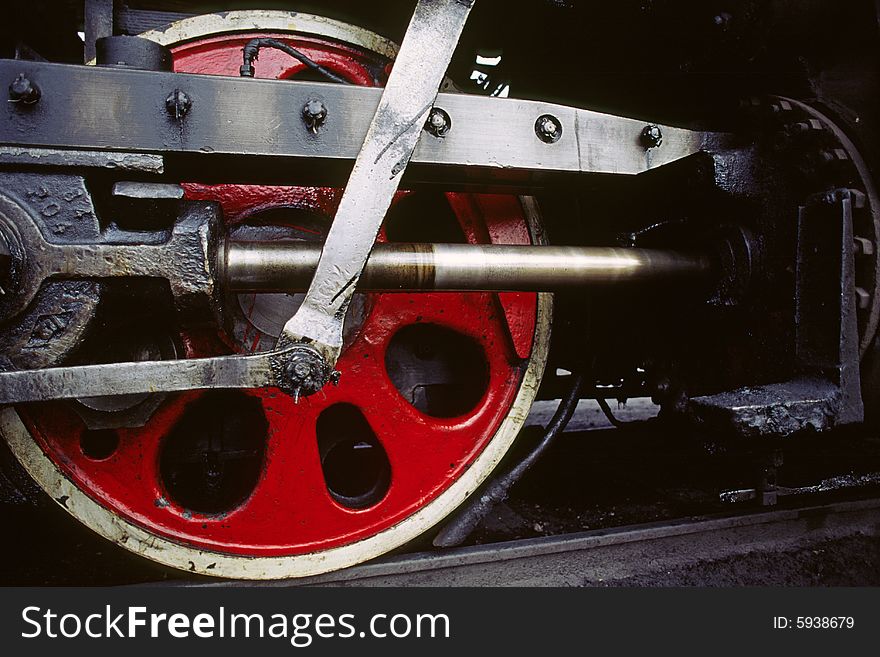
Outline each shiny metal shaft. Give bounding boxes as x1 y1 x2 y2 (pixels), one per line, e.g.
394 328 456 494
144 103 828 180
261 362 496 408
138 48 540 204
224 242 714 292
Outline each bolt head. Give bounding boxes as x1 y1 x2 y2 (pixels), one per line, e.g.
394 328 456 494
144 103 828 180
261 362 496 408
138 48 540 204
640 124 663 149
304 99 327 118
275 344 333 401
303 99 328 132
8 73 40 104
535 114 562 143
164 89 192 119
425 108 451 138
292 361 312 379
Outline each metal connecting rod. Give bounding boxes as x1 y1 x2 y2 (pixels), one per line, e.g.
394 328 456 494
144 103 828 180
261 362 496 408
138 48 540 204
278 0 476 377
224 242 715 292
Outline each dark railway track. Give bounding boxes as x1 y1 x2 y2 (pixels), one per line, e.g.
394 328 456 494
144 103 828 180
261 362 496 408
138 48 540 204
258 496 880 587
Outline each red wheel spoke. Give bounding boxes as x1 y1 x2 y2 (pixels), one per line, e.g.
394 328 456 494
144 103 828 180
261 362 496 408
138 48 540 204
222 393 357 547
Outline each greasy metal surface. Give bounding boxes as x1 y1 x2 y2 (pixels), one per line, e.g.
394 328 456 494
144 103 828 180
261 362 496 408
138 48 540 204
225 242 714 292
0 146 163 172
689 189 865 437
796 189 863 426
112 181 183 200
0 349 278 403
690 378 844 438
0 196 219 321
0 174 104 370
721 472 880 504
0 60 720 187
95 36 173 72
278 0 476 368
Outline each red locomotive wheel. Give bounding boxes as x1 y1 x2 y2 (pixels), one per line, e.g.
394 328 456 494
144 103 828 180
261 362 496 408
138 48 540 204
2 11 552 578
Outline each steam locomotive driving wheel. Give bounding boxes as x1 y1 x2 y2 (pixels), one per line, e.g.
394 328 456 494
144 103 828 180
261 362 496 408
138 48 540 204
1 12 551 579
3 0 880 583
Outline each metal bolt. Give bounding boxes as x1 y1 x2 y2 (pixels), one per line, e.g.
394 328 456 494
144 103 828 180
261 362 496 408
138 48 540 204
302 99 328 134
769 100 793 115
640 125 663 149
425 108 451 138
819 148 849 165
292 361 312 379
8 73 40 104
165 89 192 120
280 346 335 403
535 114 562 144
713 12 732 29
784 119 823 136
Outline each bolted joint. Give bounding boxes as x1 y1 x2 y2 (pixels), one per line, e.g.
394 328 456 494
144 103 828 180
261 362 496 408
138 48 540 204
165 89 192 121
425 107 451 138
8 73 40 104
271 343 340 403
535 114 562 144
302 99 328 134
640 125 663 149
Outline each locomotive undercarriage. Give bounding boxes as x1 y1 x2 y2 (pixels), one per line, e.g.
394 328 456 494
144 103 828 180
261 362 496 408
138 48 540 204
0 0 878 578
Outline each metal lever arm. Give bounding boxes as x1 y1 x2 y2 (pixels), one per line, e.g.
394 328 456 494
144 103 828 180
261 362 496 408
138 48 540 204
0 345 331 404
278 0 476 375
0 352 273 404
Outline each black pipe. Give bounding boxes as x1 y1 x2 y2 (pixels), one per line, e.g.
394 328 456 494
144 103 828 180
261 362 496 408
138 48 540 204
433 373 585 548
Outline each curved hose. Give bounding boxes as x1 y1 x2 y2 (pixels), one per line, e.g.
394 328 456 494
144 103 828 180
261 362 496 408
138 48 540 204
240 38 351 84
433 373 585 548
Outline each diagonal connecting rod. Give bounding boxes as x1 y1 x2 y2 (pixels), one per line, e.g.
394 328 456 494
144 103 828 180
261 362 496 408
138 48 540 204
275 0 477 397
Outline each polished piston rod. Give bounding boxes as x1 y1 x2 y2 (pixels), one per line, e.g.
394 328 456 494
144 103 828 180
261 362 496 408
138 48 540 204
223 242 715 292
0 240 715 405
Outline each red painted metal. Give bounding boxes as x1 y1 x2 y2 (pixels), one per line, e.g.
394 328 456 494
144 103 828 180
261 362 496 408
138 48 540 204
21 31 540 556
